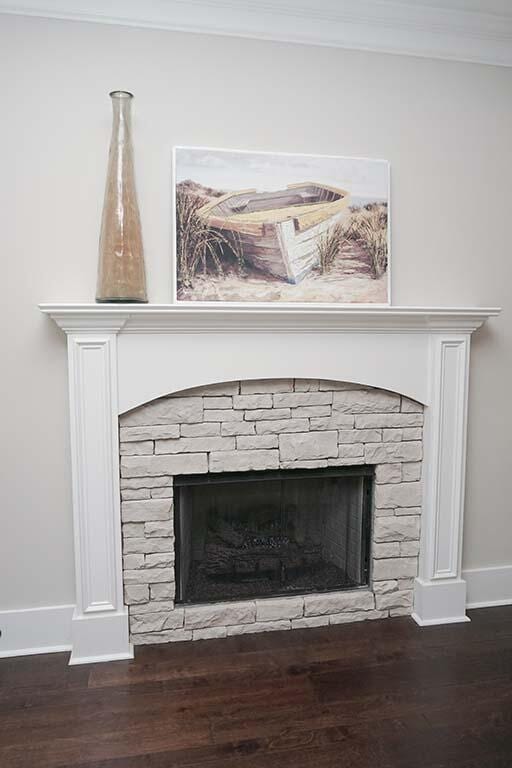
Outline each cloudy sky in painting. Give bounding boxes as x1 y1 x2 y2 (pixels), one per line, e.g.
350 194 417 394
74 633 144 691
175 147 389 201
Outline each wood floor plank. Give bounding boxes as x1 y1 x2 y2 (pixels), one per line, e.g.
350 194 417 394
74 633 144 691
0 608 511 767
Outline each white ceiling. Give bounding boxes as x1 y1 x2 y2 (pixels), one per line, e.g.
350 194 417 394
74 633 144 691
1 0 511 66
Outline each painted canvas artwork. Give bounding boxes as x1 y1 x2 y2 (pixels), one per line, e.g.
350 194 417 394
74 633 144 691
173 147 390 305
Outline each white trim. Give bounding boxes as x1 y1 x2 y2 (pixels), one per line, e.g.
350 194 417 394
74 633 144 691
411 612 471 627
1 0 512 67
464 565 512 609
39 304 501 335
0 604 73 658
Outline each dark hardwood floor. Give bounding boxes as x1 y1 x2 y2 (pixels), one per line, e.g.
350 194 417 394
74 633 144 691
1 607 512 767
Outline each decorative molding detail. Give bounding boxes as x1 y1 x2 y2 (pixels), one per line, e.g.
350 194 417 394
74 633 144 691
67 332 133 663
0 604 73 658
464 564 512 609
39 304 501 335
2 0 512 67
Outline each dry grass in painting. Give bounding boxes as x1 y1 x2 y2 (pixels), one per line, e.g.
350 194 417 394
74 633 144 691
176 188 243 289
316 223 347 274
343 204 388 279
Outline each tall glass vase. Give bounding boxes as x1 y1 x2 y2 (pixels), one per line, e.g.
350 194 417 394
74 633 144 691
96 90 147 302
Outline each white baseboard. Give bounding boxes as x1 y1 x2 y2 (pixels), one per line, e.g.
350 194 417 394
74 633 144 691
463 565 512 609
0 604 74 658
0 571 511 661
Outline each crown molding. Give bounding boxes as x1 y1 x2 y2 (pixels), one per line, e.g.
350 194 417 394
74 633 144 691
2 0 512 67
39 304 501 335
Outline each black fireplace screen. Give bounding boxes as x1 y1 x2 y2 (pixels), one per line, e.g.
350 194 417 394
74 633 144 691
174 466 373 605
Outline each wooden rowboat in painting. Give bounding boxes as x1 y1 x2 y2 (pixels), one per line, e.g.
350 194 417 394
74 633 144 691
197 182 351 284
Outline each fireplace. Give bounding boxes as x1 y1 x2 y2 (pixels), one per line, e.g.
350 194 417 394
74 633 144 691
40 303 499 663
175 466 373 604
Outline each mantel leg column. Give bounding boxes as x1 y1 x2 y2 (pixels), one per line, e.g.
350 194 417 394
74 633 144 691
413 334 471 626
67 332 132 664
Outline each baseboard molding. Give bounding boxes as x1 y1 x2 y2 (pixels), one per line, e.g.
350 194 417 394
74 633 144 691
0 604 73 658
0 571 511 660
463 565 512 609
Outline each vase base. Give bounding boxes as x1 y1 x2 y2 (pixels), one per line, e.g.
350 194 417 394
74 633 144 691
95 298 148 304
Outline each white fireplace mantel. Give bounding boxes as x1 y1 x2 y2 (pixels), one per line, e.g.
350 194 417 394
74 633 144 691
40 303 500 664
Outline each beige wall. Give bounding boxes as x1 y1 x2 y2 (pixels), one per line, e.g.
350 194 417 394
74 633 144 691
1 14 510 610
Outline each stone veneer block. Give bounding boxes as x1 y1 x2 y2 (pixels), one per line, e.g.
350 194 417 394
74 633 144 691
203 396 233 409
279 431 338 461
375 591 413 610
124 568 174 584
131 611 184 634
122 522 145 537
227 620 291 636
151 488 173 499
373 542 400 559
256 597 304 622
180 423 221 438
132 630 192 645
294 379 320 392
304 590 375 616
375 464 402 484
121 453 208 477
401 397 423 413
193 627 228 640
372 557 418 580
333 389 400 413
124 585 149 604
339 428 382 443
145 521 173 537
256 418 309 435
374 515 421 542
374 482 422 509
121 476 173 489
291 405 331 418
124 537 172 554
121 489 151 501
121 499 172 523
355 413 423 429
236 434 279 450
204 409 243 422
233 394 272 409
120 441 154 456
179 382 239 396
221 422 256 436
120 397 203 426
309 414 355 430
241 379 293 394
291 616 329 629
120 425 179 441
329 610 388 624
184 601 256 629
365 442 422 464
151 583 175 600
155 436 235 455
273 392 333 408
402 462 422 482
209 449 279 473
245 408 291 421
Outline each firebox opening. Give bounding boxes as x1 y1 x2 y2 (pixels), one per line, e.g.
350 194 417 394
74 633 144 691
174 466 373 605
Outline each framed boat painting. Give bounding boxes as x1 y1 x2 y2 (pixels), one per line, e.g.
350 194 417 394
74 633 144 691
172 146 390 306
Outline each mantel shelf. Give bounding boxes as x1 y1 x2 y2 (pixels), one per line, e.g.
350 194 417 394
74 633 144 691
39 303 501 334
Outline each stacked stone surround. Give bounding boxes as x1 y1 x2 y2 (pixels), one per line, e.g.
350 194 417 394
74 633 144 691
119 378 424 645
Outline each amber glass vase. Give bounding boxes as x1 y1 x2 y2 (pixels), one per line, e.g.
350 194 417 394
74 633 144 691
96 91 147 302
